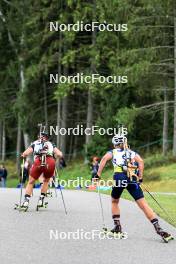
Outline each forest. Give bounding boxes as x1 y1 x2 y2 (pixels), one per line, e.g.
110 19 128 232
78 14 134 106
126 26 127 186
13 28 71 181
0 0 175 173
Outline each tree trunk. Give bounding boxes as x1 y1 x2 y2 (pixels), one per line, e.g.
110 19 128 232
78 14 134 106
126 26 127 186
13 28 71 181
85 89 93 163
173 15 176 156
56 30 62 149
43 77 48 129
73 95 81 159
0 121 2 160
2 121 6 161
23 132 30 149
85 90 93 148
16 116 21 173
57 99 61 148
72 135 78 159
68 133 73 161
60 44 68 156
163 86 168 155
85 6 96 161
60 97 68 156
16 54 25 173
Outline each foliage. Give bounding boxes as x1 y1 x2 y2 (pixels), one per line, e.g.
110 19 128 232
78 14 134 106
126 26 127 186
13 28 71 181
0 0 175 159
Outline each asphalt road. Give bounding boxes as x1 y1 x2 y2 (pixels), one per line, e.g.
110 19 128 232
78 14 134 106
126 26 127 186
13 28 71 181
0 188 176 264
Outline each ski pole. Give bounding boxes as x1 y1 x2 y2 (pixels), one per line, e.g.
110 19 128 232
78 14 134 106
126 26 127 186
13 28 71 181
19 158 25 207
51 177 57 198
55 167 67 215
97 180 106 229
141 183 175 225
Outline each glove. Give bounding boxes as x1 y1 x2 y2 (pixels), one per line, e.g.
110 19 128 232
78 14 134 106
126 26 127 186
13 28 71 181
138 178 143 184
92 174 100 181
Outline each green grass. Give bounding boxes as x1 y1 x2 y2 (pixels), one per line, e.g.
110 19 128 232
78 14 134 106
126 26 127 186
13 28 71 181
7 178 19 188
121 191 176 227
142 180 176 192
144 152 176 169
145 163 176 181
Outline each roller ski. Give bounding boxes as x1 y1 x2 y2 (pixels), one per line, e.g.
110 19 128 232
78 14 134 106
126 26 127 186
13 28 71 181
160 232 174 243
36 194 48 211
14 198 29 212
103 224 128 239
154 222 174 243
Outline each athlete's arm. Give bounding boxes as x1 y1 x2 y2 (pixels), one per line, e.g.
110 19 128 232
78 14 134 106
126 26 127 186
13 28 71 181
97 152 112 178
134 154 144 179
53 147 63 158
21 147 33 158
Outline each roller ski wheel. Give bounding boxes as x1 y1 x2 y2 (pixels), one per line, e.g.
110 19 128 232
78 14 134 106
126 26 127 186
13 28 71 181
160 232 174 243
102 227 128 239
14 203 20 210
36 201 48 211
14 203 29 212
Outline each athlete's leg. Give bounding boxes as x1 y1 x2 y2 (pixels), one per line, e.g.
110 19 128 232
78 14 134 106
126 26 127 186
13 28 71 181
39 174 44 185
36 177 50 208
41 177 50 194
111 185 124 233
21 158 42 207
127 183 172 239
25 175 36 196
42 157 55 195
136 197 173 239
20 175 36 208
111 173 125 217
136 197 156 220
110 173 128 233
112 198 120 216
127 183 156 220
111 197 122 232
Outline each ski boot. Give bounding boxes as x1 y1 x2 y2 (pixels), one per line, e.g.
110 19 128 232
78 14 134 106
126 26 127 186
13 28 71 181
154 222 174 243
36 194 48 211
103 224 127 239
14 197 29 212
110 224 125 238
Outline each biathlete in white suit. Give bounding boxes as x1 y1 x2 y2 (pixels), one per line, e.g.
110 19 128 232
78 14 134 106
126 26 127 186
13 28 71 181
96 135 173 242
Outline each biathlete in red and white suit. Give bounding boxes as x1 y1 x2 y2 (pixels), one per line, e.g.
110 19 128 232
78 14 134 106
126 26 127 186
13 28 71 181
21 132 63 210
